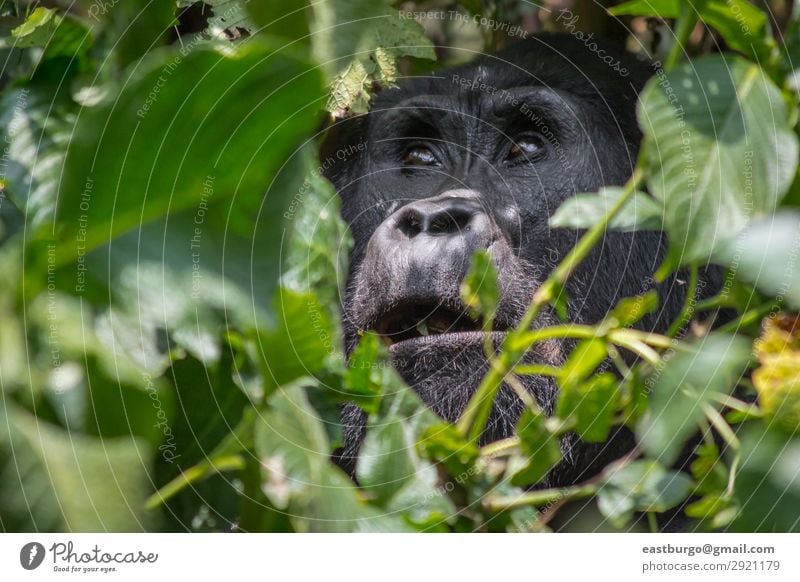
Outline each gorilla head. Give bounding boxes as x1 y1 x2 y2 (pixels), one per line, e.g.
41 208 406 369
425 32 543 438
325 34 689 484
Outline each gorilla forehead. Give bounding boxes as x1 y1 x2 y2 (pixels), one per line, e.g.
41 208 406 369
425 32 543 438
368 33 649 124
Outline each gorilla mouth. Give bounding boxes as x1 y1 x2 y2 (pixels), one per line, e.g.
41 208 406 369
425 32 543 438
374 302 503 349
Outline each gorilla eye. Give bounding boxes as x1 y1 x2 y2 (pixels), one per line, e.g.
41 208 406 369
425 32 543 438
507 137 545 163
402 145 439 167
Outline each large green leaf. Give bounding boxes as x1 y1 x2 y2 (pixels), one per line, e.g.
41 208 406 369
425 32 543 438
256 288 339 395
637 333 752 465
597 460 693 528
714 212 800 310
255 384 409 532
0 400 152 532
44 39 323 265
550 187 663 232
733 427 800 532
0 89 75 229
639 55 797 272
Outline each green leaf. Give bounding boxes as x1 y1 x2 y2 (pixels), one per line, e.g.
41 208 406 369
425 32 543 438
0 89 74 228
257 288 339 394
255 384 409 531
511 410 562 487
597 460 693 528
246 0 310 43
639 55 798 271
0 400 152 532
604 291 659 329
44 40 324 265
609 0 679 17
550 187 663 232
637 333 752 465
698 1 772 58
342 333 385 414
714 212 800 310
460 250 499 323
690 443 728 495
281 152 352 312
610 1 771 58
11 7 91 61
102 0 175 67
560 339 608 387
419 422 480 479
557 372 620 443
732 426 800 532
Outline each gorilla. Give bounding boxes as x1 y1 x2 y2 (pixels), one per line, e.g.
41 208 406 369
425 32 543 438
325 34 705 486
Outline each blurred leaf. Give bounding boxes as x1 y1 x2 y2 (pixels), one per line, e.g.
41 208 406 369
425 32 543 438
733 426 800 532
560 339 608 387
597 460 693 528
550 188 663 232
0 89 74 228
610 0 771 58
637 333 752 465
247 0 310 42
511 410 562 487
460 249 499 323
419 422 480 479
255 384 409 531
11 7 91 61
604 291 659 329
639 55 798 272
0 400 152 531
752 314 800 433
281 150 352 311
609 0 679 17
715 212 800 309
358 412 455 527
99 0 174 67
690 442 728 495
557 372 619 443
44 39 323 265
257 288 338 394
342 332 385 414
685 493 732 522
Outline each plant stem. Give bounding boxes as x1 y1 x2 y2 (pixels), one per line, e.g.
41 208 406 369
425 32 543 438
664 3 699 71
145 455 245 510
483 484 597 512
718 301 781 333
702 402 740 451
514 363 561 377
480 436 520 458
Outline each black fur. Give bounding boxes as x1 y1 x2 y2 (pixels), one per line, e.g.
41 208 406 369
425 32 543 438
326 34 710 486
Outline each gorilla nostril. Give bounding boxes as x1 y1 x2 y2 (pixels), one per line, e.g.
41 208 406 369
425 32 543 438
397 208 424 238
428 207 474 235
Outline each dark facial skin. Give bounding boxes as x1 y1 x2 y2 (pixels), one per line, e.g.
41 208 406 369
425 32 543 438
325 34 702 486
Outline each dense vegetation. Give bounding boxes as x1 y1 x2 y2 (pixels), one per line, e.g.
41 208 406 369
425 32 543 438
1 0 799 532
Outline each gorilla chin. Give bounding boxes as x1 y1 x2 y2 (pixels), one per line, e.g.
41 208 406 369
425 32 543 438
328 33 695 485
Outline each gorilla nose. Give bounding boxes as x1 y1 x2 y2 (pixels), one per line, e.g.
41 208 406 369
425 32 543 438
386 193 492 245
367 191 496 288
396 197 483 238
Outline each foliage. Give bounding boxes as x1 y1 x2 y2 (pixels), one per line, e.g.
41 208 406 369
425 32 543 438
0 0 799 533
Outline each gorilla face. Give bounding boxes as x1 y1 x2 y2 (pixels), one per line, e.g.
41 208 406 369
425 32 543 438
327 35 684 484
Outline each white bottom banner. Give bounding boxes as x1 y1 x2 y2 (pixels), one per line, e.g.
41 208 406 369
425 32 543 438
1 533 798 581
